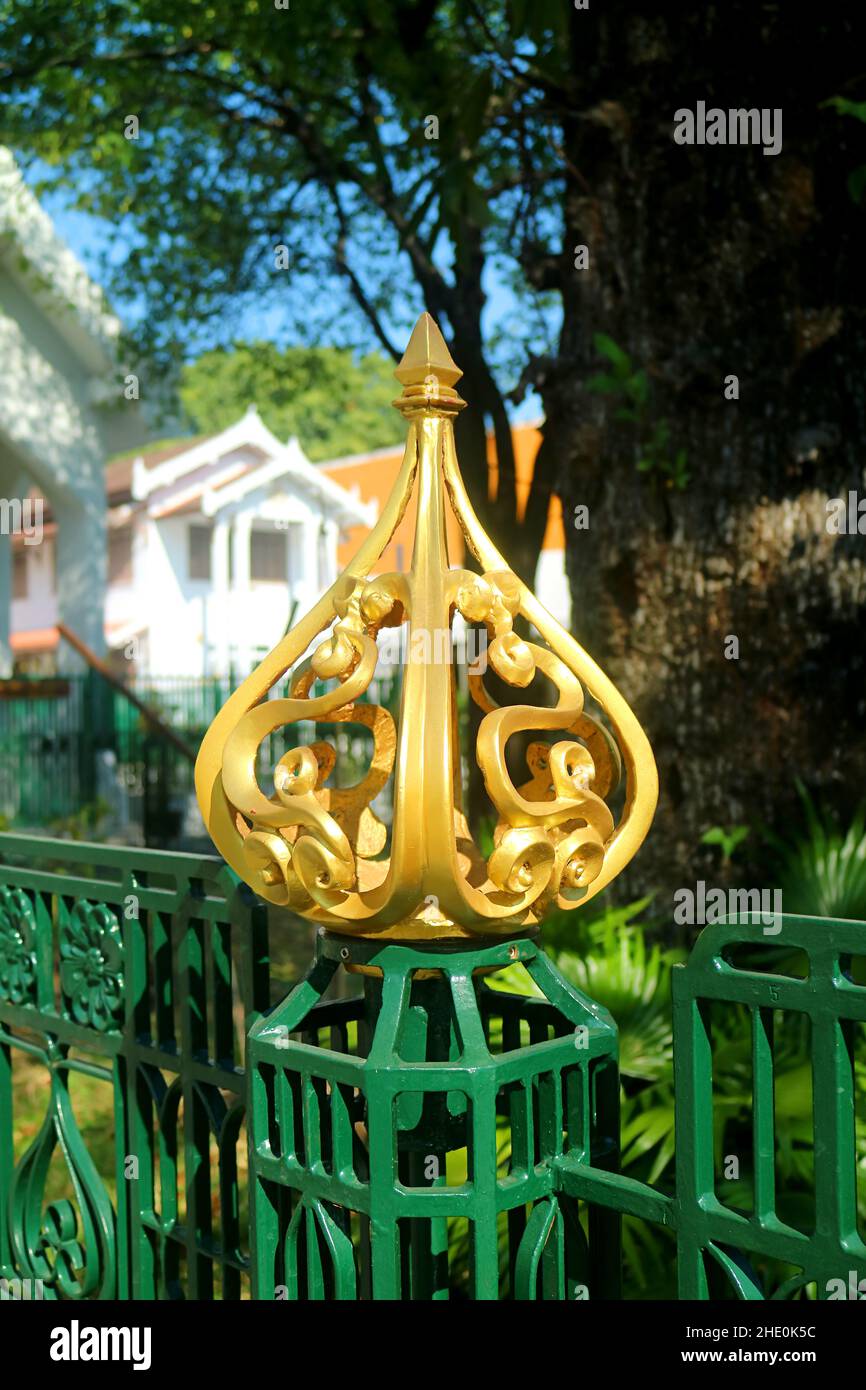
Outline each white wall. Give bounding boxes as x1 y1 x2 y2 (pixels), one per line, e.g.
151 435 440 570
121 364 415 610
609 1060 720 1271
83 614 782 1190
10 534 56 635
0 264 109 669
0 149 147 671
106 481 341 678
535 547 572 631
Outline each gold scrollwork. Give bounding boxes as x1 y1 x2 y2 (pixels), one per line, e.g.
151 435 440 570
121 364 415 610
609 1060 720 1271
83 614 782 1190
196 313 657 939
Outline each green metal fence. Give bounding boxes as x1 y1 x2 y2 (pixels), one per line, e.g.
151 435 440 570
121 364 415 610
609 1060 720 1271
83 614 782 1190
0 832 864 1300
0 834 269 1299
554 914 866 1300
0 673 402 842
0 676 105 824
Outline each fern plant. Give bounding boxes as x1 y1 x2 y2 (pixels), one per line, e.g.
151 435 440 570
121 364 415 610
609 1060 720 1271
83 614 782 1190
765 784 866 921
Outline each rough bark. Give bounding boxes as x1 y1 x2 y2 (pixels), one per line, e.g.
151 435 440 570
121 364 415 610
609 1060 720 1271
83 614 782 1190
542 5 866 904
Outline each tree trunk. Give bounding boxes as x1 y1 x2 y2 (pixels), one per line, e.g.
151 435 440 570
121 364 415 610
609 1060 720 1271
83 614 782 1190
543 4 866 905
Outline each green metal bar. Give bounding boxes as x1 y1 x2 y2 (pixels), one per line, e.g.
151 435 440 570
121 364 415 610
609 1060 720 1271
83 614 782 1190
471 1071 499 1301
180 914 213 1299
113 1057 130 1300
0 1031 12 1278
812 1013 857 1246
211 919 234 1067
554 1155 675 1227
129 1061 157 1298
751 1005 776 1223
672 989 714 1298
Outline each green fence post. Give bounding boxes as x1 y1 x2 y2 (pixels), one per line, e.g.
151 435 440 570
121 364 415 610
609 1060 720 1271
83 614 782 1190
247 932 621 1301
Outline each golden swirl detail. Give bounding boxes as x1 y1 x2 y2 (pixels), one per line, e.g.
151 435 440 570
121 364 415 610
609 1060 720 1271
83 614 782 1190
195 311 657 939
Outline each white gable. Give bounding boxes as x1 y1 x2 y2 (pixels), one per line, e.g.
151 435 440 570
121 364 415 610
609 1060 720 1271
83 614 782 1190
131 408 376 529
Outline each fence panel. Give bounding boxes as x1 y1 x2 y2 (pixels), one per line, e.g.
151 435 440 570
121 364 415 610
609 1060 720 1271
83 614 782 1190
0 672 405 841
3 840 863 1303
671 912 866 1300
555 913 866 1300
0 834 269 1299
0 677 93 824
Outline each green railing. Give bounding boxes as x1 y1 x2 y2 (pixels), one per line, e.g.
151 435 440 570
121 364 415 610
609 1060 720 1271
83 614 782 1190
554 914 866 1300
0 673 402 840
0 676 102 823
1 832 864 1300
0 833 269 1299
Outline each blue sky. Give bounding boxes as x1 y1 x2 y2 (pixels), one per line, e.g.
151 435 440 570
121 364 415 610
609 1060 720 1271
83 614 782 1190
30 170 547 426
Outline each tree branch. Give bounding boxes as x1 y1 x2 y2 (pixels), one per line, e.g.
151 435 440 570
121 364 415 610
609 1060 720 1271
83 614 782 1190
329 188 401 360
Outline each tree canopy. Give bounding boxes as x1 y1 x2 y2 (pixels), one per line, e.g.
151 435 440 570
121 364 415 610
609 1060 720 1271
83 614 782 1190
179 342 401 460
4 2 866 897
0 0 569 566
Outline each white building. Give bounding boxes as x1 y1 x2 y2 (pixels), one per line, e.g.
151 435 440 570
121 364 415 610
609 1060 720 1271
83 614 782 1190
10 413 572 678
11 407 376 677
0 147 148 674
1 150 570 680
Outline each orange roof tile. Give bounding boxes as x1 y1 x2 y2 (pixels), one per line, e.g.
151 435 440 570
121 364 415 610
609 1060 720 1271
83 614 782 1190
321 422 562 571
10 627 59 653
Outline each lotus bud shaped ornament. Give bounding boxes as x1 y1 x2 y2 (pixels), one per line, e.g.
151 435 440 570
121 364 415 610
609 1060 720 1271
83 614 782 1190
195 314 657 940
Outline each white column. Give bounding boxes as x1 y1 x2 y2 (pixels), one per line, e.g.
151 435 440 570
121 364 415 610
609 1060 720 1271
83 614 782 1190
321 518 339 590
0 462 26 675
301 518 319 608
209 518 230 675
0 530 11 676
53 492 106 671
231 513 252 673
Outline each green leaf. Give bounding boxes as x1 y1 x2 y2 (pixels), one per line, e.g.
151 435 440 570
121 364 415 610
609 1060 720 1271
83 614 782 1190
701 825 750 860
824 96 866 124
593 332 632 375
585 371 622 395
625 369 651 406
847 165 866 205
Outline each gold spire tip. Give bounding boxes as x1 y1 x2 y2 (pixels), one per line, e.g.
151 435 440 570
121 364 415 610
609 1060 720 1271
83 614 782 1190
394 311 462 388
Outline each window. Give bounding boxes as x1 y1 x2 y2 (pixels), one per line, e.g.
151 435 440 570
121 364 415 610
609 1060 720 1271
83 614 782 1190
286 522 303 584
12 551 27 599
250 530 288 582
188 524 212 581
108 530 133 586
317 523 330 588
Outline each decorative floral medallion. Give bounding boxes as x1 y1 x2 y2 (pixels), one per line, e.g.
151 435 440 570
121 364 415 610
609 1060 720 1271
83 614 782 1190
59 901 125 1031
38 1200 86 1298
0 885 37 1005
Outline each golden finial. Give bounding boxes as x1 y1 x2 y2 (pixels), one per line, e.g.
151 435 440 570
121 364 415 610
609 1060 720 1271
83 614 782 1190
393 310 465 418
195 312 657 940
394 310 462 386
